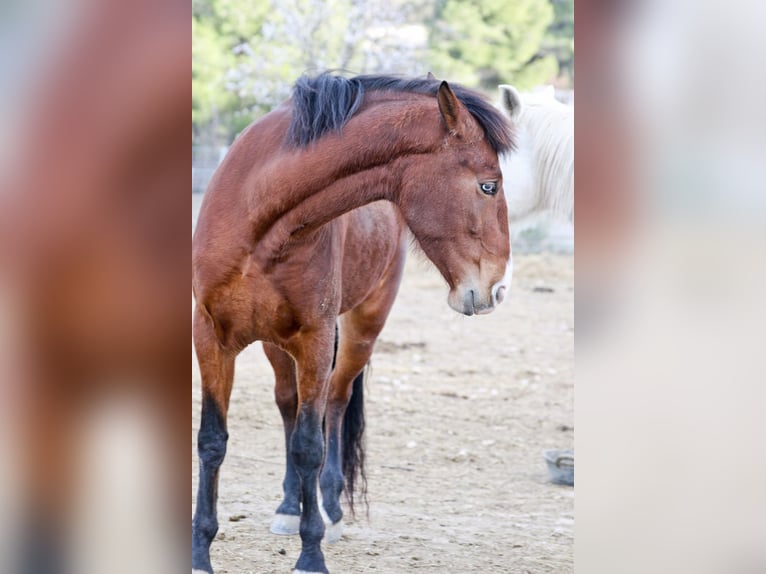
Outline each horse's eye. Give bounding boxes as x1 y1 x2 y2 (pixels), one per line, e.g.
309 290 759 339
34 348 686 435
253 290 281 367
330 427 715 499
480 182 497 195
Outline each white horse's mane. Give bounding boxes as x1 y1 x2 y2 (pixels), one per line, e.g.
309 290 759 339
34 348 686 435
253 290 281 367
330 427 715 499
499 85 574 223
523 97 573 221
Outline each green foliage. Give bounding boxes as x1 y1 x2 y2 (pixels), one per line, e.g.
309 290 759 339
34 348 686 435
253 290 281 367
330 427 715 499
192 0 271 143
192 17 233 137
192 0 423 143
428 0 557 91
192 0 573 144
545 0 574 84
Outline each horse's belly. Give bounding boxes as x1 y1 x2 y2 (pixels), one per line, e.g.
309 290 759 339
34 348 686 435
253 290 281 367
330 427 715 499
338 202 405 313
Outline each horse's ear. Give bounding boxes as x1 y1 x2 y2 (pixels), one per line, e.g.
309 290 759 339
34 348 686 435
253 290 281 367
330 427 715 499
427 71 437 80
437 81 463 135
499 84 522 122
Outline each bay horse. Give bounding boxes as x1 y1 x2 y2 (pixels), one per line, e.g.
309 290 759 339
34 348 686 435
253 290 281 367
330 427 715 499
498 84 574 223
192 72 514 574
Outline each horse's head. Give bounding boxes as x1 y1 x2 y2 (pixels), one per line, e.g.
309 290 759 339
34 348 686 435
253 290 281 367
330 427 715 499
400 81 512 316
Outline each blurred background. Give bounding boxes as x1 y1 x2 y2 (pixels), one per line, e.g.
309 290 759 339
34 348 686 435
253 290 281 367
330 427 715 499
192 0 575 252
576 0 766 572
192 0 573 148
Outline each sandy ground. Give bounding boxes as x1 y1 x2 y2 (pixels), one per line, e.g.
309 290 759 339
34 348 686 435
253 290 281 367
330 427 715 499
192 252 574 574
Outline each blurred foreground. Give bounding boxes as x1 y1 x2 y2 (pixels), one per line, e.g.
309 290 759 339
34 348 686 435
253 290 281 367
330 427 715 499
576 0 766 572
0 1 189 572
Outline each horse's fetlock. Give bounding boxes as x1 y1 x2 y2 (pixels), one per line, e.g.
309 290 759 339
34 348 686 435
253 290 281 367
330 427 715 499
320 471 344 498
193 515 219 541
299 518 326 546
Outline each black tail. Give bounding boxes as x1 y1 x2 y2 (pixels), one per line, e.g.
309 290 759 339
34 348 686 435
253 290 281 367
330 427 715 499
342 365 368 517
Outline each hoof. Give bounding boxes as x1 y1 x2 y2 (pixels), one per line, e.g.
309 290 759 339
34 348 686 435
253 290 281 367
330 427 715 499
270 513 300 535
323 519 343 544
318 503 343 543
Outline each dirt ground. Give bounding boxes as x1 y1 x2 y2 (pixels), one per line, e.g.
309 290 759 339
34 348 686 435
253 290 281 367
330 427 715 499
192 252 574 574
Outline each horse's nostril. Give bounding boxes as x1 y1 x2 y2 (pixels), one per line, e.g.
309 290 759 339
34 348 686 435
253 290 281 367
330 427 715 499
463 289 476 316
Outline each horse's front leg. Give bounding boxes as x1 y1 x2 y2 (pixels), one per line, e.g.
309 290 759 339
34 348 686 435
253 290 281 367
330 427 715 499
192 308 237 574
288 327 335 574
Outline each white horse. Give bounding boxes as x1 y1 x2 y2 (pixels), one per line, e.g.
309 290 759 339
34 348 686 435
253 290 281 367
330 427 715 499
499 84 573 223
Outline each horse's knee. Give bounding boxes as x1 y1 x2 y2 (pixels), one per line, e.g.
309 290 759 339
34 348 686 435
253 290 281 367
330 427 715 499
193 512 219 542
198 429 227 468
198 398 228 467
291 415 324 472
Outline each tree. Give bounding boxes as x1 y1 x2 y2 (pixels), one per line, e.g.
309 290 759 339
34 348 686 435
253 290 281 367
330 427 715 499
192 0 574 144
192 0 426 145
192 0 272 143
543 0 574 86
427 0 558 91
192 15 235 142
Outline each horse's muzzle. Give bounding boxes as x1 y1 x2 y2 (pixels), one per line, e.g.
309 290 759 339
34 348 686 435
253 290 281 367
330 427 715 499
490 259 513 306
453 287 495 316
449 259 513 316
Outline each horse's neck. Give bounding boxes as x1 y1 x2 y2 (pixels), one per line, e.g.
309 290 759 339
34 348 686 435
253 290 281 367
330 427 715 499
252 99 437 262
254 159 408 265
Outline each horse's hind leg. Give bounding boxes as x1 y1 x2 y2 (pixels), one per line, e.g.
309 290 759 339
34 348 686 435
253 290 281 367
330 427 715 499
263 342 302 536
269 325 345 538
318 328 373 544
191 308 236 574
320 276 403 542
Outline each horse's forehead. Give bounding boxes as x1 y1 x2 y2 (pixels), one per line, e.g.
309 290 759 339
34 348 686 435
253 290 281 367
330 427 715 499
452 140 500 170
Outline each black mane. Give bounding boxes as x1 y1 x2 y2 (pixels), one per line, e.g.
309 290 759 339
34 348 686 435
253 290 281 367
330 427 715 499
286 72 514 154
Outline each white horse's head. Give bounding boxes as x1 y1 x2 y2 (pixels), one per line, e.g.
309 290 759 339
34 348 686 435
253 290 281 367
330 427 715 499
498 84 574 224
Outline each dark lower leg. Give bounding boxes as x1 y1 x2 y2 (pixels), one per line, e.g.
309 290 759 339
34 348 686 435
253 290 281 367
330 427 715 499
264 343 302 521
191 309 236 573
191 396 228 573
292 406 328 573
275 418 301 517
319 406 345 525
319 335 374 526
319 325 344 523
